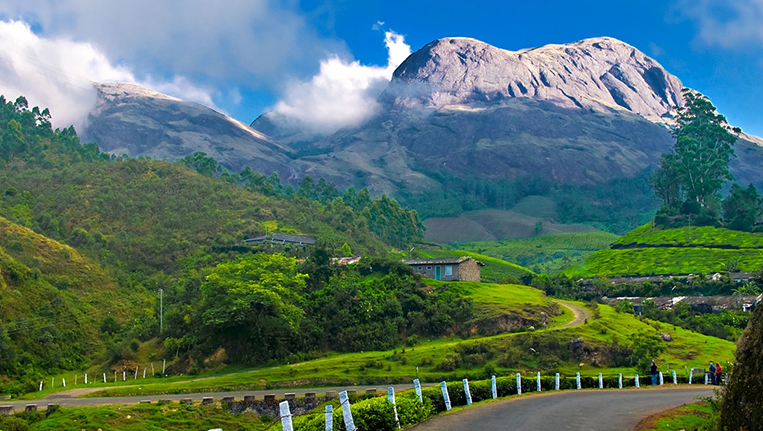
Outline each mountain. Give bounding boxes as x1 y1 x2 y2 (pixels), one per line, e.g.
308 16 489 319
82 83 296 178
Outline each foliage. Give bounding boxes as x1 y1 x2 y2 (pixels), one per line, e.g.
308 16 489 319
652 89 740 219
629 331 666 374
615 224 763 248
719 303 763 430
722 184 762 232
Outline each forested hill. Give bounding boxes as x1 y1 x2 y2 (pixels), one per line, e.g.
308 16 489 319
0 95 422 284
0 95 423 389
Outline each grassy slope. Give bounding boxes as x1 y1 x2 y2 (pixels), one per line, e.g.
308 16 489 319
460 231 619 274
77 290 734 398
0 217 146 376
568 224 763 277
417 249 535 282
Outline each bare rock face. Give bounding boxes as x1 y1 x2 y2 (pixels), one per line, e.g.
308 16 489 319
386 37 683 122
83 83 295 177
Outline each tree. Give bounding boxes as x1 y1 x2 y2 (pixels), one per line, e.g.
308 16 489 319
199 253 307 362
180 151 221 177
719 304 763 430
629 331 666 374
652 89 739 215
722 184 762 231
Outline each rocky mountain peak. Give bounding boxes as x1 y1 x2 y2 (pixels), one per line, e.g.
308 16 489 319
386 36 684 122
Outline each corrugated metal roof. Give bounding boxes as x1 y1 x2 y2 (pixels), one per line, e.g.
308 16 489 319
403 256 472 265
245 233 317 245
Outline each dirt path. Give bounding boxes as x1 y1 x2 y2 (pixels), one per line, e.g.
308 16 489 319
555 300 592 328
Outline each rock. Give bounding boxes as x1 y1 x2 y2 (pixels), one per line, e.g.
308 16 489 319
660 332 673 342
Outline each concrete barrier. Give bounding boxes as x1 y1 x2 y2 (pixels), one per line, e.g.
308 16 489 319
46 404 57 413
284 393 296 401
325 391 337 399
0 406 13 416
244 395 256 403
305 392 316 400
180 398 193 405
140 400 151 404
263 394 276 404
364 388 377 395
201 397 214 405
25 404 37 412
221 397 234 404
157 399 171 405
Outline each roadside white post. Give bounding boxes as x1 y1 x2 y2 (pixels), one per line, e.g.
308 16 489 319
163 359 166 375
689 369 693 385
516 373 522 395
75 375 77 386
491 375 497 399
537 372 541 392
463 379 472 406
134 367 138 379
440 382 452 411
39 381 43 392
151 362 155 376
85 373 88 385
114 371 117 382
618 373 623 389
123 371 126 382
388 386 400 428
576 372 581 390
338 390 356 431
635 374 640 388
143 368 146 379
598 373 603 389
62 378 66 388
659 371 664 385
413 378 423 403
672 370 677 384
51 378 54 388
555 373 560 391
279 400 293 431
325 405 333 431
103 373 106 383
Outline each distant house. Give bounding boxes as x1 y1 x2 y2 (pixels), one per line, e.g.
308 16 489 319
403 256 483 282
245 233 317 246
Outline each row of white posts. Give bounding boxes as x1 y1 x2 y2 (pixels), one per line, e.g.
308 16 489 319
38 360 168 391
278 370 686 431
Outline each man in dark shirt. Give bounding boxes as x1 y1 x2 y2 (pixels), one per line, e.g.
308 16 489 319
651 361 658 385
709 362 716 385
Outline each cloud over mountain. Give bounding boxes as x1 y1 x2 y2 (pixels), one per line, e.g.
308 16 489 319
270 31 411 133
0 20 215 129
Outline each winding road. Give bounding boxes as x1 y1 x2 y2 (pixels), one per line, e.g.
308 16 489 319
555 300 592 328
411 387 713 431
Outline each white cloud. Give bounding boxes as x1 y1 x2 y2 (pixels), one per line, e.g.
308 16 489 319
677 0 763 48
0 20 216 129
272 31 411 133
0 0 335 86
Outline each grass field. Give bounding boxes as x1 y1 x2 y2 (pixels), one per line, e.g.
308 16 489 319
68 299 733 399
639 402 713 431
566 224 763 277
460 231 619 274
417 249 535 282
565 247 763 277
615 224 763 248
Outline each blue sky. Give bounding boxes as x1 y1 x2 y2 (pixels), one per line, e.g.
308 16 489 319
0 0 761 136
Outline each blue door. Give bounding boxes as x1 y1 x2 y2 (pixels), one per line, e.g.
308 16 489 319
435 266 441 280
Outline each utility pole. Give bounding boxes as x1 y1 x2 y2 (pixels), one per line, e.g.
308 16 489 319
160 288 163 334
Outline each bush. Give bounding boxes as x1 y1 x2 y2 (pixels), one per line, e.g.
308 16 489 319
0 416 31 431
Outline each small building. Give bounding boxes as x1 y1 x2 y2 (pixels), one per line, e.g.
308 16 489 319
245 233 317 246
403 256 483 282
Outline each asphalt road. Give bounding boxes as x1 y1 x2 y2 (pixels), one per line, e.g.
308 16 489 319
410 387 714 431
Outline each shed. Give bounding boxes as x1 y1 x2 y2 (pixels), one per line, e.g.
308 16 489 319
403 256 483 282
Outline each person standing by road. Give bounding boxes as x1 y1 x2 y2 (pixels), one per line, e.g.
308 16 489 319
709 362 716 385
651 361 658 385
715 362 723 385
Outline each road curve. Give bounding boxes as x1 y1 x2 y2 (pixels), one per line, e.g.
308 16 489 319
410 387 713 431
555 300 592 329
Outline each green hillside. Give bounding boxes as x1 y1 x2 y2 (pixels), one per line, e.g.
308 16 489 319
417 249 535 282
566 224 763 277
0 216 147 393
460 231 619 274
